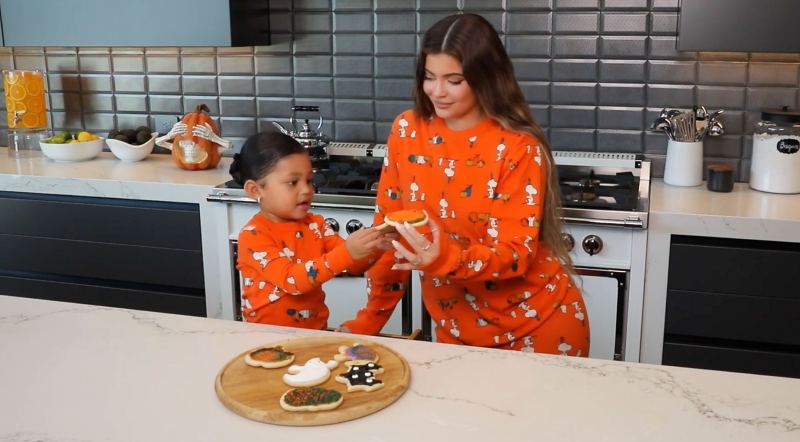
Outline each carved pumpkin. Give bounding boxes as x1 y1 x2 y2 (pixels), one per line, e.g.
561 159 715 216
172 104 221 170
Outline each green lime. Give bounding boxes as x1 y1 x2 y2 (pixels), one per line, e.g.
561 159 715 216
50 136 66 144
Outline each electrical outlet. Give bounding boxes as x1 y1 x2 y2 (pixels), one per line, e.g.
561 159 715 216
153 115 179 135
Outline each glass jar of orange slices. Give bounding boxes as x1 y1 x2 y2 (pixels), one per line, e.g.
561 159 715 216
3 69 48 157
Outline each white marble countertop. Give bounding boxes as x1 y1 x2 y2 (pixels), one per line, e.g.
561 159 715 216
0 148 233 203
1 295 798 442
652 181 800 220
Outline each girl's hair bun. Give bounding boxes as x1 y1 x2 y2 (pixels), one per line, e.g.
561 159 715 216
229 153 244 185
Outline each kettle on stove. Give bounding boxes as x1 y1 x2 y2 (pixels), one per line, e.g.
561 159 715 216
272 105 330 169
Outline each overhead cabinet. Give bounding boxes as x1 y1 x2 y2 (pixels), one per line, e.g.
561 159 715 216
0 0 269 47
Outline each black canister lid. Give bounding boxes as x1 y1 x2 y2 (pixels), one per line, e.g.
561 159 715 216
761 106 800 124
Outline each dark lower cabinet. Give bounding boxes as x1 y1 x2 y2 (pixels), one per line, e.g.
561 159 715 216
664 235 800 378
0 191 205 317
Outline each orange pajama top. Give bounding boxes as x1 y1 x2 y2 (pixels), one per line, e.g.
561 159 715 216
342 111 589 355
237 211 371 329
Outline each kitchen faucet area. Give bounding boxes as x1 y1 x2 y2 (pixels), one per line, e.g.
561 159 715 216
1 1 799 440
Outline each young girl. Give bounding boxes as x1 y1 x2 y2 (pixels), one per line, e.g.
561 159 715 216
342 13 590 356
232 131 386 329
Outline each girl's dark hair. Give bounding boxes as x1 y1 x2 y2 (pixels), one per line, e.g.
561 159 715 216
414 13 572 270
229 131 306 185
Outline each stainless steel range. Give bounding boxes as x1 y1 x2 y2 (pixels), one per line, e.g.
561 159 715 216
205 145 650 361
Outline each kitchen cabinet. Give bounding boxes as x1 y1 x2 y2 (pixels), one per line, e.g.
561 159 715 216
0 191 206 316
662 235 800 378
0 0 269 47
678 0 800 53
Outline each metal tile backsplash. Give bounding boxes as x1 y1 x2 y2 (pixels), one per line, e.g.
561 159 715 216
2 1 800 181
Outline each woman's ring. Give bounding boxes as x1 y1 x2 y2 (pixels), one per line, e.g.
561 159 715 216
422 242 432 251
412 258 423 267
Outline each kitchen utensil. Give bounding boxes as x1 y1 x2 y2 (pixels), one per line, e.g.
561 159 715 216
272 105 331 169
664 140 704 186
749 107 800 194
215 336 411 426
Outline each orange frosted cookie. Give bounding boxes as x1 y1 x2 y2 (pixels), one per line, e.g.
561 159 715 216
377 209 428 232
244 346 295 368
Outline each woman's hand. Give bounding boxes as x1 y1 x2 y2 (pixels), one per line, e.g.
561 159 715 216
390 216 442 271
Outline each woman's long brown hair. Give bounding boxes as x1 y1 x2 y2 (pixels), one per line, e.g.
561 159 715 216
413 13 573 270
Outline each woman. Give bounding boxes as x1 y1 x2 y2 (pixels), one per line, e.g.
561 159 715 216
341 13 589 356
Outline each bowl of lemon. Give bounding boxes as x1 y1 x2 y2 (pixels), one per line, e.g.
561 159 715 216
40 131 104 162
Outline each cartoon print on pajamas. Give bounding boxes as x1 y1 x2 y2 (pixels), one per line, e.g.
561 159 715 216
522 214 539 228
520 336 535 353
467 258 484 272
279 243 294 260
468 135 477 148
430 134 443 144
460 184 472 198
304 260 319 285
408 153 432 165
465 292 479 311
443 158 456 182
322 221 336 237
495 139 506 162
438 193 454 219
287 308 317 322
268 285 282 302
486 217 499 242
409 178 420 202
525 179 538 206
465 154 485 168
558 337 573 355
534 144 542 166
242 224 256 234
448 318 460 338
486 175 497 199
386 186 401 200
308 222 323 239
571 301 586 324
518 302 540 319
398 117 409 138
251 250 270 268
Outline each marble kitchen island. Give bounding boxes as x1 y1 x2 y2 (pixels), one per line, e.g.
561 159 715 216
1 295 798 442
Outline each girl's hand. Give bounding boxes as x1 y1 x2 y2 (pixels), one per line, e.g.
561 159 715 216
345 227 385 260
391 217 442 271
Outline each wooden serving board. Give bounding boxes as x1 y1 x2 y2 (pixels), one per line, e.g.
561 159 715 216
215 336 411 426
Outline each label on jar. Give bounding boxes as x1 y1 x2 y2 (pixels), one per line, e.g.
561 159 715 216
777 138 800 154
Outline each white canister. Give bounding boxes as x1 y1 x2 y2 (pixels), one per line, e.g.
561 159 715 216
749 108 800 194
664 140 703 187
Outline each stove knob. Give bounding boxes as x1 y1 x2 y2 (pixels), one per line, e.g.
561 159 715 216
561 233 575 251
582 235 603 256
324 218 340 233
345 219 363 234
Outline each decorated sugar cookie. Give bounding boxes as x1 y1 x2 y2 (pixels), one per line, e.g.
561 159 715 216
335 362 385 392
282 357 339 387
244 346 295 369
280 386 343 412
376 209 428 233
334 343 380 365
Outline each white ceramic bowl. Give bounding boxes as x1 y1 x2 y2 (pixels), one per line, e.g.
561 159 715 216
106 132 157 162
40 138 104 162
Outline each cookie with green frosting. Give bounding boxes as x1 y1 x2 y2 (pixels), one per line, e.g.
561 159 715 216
279 386 344 412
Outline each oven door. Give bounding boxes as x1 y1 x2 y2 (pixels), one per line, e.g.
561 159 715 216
229 240 413 336
574 267 627 361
